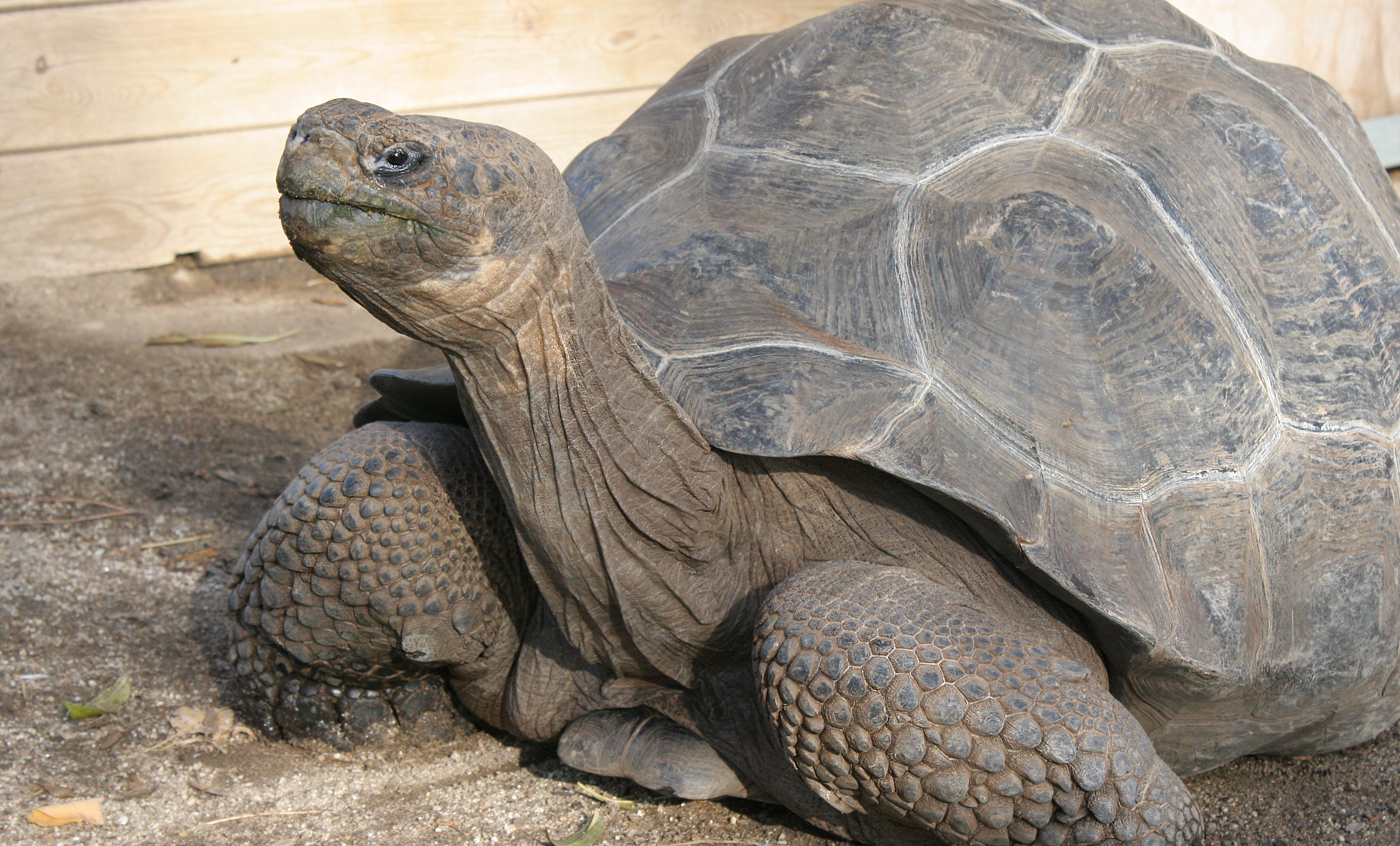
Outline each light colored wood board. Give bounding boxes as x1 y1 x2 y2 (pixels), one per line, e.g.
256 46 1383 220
1174 0 1398 120
4 0 1394 155
1 0 847 153
5 0 1395 284
0 1 126 11
0 88 652 282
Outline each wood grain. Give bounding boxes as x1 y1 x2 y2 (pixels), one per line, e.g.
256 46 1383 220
2 0 1395 281
1 0 845 153
0 89 652 282
0 0 113 11
1174 0 1397 120
3 0 1385 154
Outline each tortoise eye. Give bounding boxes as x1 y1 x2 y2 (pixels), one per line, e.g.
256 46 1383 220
373 144 425 177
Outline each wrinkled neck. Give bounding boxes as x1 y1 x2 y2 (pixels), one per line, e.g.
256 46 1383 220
442 234 745 686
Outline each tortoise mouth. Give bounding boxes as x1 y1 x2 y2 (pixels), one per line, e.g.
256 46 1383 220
278 194 424 274
278 192 447 260
279 192 416 226
278 192 482 286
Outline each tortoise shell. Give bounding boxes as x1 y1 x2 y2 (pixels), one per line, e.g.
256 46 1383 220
562 0 1400 774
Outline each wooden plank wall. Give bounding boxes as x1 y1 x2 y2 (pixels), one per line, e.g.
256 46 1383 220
0 0 852 282
1176 0 1397 121
1 0 1396 283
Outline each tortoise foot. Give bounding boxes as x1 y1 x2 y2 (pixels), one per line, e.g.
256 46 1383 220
558 707 760 800
756 562 1203 845
231 619 465 748
227 420 529 746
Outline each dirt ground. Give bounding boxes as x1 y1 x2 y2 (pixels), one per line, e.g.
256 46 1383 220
3 254 1400 846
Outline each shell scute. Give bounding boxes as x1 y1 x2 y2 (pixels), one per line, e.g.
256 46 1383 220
562 0 1400 773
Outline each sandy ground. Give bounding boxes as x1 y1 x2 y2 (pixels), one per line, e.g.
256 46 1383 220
3 255 1400 846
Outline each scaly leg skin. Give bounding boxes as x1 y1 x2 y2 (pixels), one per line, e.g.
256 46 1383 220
755 562 1203 846
229 624 460 747
228 420 530 748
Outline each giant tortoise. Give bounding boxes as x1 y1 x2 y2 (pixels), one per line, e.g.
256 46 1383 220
229 0 1400 843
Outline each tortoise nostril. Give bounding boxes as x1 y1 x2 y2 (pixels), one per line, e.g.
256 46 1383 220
286 124 312 149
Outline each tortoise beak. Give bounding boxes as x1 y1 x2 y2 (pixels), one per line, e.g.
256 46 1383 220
276 100 375 202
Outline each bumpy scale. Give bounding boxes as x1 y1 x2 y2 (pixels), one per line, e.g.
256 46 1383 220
757 564 1202 846
228 420 528 744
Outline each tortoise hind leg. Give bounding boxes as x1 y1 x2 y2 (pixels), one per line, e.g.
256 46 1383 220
228 420 529 747
756 562 1202 846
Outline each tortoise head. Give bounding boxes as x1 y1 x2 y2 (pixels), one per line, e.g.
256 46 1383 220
277 99 579 341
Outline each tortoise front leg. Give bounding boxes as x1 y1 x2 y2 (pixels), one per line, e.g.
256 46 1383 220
558 707 763 800
755 562 1203 846
227 420 531 747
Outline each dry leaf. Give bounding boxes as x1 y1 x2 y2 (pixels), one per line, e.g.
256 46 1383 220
65 675 131 720
169 706 206 735
27 797 104 827
311 297 348 306
167 706 254 744
189 777 234 797
176 547 221 562
112 776 157 800
295 353 345 369
138 533 213 551
575 782 636 809
29 782 75 799
146 329 301 347
549 809 605 846
212 469 255 487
